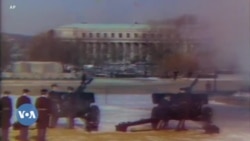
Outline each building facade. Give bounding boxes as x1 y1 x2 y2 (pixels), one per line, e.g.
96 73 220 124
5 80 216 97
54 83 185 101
53 23 204 64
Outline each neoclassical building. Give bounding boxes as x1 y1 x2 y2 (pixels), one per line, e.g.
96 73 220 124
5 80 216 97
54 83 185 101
53 23 205 63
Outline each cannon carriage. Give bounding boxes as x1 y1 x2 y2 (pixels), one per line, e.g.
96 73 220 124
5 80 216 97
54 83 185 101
116 76 219 133
116 93 215 132
49 85 100 131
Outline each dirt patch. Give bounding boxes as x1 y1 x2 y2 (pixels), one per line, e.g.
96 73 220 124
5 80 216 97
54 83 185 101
0 79 245 95
7 128 216 141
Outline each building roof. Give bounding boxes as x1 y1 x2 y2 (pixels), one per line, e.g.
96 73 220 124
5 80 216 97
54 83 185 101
57 23 151 31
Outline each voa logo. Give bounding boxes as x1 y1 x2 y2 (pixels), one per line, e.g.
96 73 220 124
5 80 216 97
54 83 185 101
16 104 39 126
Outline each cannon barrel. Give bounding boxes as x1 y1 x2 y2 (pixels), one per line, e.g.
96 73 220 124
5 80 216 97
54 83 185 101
116 118 158 132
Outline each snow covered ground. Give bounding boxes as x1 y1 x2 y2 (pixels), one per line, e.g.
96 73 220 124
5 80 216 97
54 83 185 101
8 94 250 141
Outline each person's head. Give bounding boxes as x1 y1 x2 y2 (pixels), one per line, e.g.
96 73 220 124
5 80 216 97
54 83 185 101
51 84 58 91
82 71 87 75
67 86 74 93
41 89 48 96
3 91 10 96
23 89 30 94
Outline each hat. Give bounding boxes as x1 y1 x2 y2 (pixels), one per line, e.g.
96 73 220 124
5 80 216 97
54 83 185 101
51 83 58 88
41 89 48 95
3 91 10 95
23 89 30 93
67 86 74 91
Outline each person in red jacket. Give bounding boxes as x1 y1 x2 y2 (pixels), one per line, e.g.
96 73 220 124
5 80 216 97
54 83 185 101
35 89 51 141
1 91 13 141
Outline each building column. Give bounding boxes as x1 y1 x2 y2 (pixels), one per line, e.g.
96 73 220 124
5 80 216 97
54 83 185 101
93 42 97 58
105 43 110 61
89 42 94 63
100 43 104 61
115 43 119 62
111 43 116 62
118 43 124 62
130 43 135 60
123 43 126 63
139 43 143 60
134 43 139 59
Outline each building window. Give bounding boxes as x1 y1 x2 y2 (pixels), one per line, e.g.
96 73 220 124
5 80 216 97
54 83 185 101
96 33 100 38
104 33 107 38
119 33 123 38
111 33 115 38
89 33 93 38
134 33 138 38
142 33 147 38
127 33 130 38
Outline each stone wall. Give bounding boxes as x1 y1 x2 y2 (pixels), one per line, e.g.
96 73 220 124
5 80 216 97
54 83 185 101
1 72 78 79
12 61 63 73
1 61 78 79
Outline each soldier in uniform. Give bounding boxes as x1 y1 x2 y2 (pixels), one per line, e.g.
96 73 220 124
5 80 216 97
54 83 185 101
81 71 94 88
81 71 87 85
48 84 61 128
1 91 13 141
205 81 212 93
16 89 32 141
35 89 51 141
65 87 76 129
187 71 193 79
173 71 179 80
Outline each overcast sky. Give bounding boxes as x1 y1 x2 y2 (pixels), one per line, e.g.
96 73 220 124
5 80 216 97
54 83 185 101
2 0 249 35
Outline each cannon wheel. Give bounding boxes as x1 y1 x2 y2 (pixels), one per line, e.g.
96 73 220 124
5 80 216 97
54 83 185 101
202 107 213 124
85 105 100 131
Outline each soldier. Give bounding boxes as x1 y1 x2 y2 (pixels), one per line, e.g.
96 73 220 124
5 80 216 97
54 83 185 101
173 71 179 80
187 71 193 79
66 87 76 129
35 89 51 141
205 81 212 93
48 84 61 128
1 91 13 141
81 71 94 90
16 89 32 141
81 71 87 85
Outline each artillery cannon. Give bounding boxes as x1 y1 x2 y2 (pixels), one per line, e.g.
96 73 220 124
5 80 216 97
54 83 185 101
49 84 100 131
116 76 219 133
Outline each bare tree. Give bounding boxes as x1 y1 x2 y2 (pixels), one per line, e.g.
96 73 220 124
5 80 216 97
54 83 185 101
1 37 12 69
141 15 201 76
27 30 84 65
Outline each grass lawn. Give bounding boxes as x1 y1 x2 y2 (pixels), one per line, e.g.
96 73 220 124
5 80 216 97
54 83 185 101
1 78 245 95
1 78 249 141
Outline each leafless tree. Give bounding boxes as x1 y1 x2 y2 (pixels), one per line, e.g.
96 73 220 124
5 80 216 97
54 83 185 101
1 36 12 69
141 15 201 76
27 30 84 65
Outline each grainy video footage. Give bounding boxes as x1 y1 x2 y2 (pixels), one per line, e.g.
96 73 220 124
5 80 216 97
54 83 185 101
1 0 250 141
